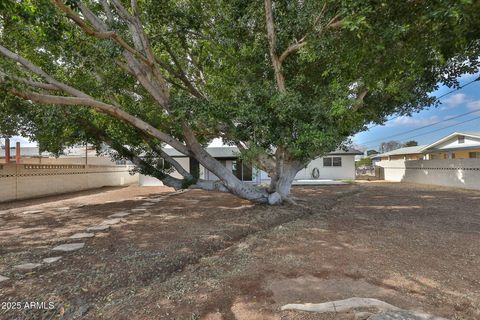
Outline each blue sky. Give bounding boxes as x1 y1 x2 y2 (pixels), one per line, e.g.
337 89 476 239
353 73 480 151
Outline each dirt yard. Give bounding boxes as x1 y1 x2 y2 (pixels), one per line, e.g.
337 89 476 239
0 182 479 320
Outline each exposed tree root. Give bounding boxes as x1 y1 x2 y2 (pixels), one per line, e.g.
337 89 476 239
281 297 400 313
281 297 449 320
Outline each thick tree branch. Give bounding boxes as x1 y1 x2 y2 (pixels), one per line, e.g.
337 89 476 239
51 0 150 67
0 45 89 98
160 38 206 99
278 41 307 64
0 70 58 91
353 88 369 111
264 0 286 91
7 87 189 155
145 140 192 179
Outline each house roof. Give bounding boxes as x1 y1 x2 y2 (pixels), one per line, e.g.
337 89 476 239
373 145 427 158
163 146 363 158
372 131 480 159
328 148 364 155
423 131 480 150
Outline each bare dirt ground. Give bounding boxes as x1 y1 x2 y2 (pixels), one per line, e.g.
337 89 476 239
0 182 479 320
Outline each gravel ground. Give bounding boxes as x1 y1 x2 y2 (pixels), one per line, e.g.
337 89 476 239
0 182 479 320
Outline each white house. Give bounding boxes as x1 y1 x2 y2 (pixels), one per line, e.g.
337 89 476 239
139 141 362 186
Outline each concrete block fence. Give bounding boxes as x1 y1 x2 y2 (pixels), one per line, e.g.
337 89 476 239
0 163 138 202
376 159 480 191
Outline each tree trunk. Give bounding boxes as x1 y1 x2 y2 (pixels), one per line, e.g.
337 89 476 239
274 162 300 197
183 127 271 203
267 147 304 203
271 160 303 200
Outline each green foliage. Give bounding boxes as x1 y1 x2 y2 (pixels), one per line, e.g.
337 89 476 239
356 157 372 167
403 140 418 147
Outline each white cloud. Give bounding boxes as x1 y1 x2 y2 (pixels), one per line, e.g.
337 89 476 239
388 115 440 127
442 93 468 108
466 100 480 111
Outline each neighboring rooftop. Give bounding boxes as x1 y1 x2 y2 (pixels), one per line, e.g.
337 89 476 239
373 145 427 158
164 145 363 158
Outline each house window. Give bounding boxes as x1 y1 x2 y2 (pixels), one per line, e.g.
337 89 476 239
470 152 480 158
458 135 465 144
323 157 342 167
333 157 342 167
232 160 252 181
451 153 456 159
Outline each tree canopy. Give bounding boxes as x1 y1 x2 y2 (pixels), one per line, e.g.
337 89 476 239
0 0 479 203
403 140 419 147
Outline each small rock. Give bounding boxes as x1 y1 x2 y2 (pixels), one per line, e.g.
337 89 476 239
23 210 44 214
52 243 85 252
108 212 130 218
14 263 42 271
69 233 95 239
140 203 154 206
101 218 121 225
86 225 110 232
57 207 70 212
73 303 91 318
131 208 147 212
135 196 146 200
43 256 62 264
0 275 10 282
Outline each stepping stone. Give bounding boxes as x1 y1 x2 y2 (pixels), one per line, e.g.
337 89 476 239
86 225 110 232
140 202 154 206
108 212 130 218
101 218 121 225
14 263 42 271
52 243 85 252
0 275 9 282
43 256 62 264
23 210 44 214
69 233 95 239
131 208 147 212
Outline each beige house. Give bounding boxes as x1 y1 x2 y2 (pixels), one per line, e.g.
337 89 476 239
373 132 480 161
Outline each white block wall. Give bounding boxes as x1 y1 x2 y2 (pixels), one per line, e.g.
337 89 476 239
0 163 138 202
377 159 480 190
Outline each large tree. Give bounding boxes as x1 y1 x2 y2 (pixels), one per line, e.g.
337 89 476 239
0 0 479 204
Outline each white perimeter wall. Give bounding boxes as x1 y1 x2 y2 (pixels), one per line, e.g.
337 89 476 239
377 159 480 190
0 163 138 202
